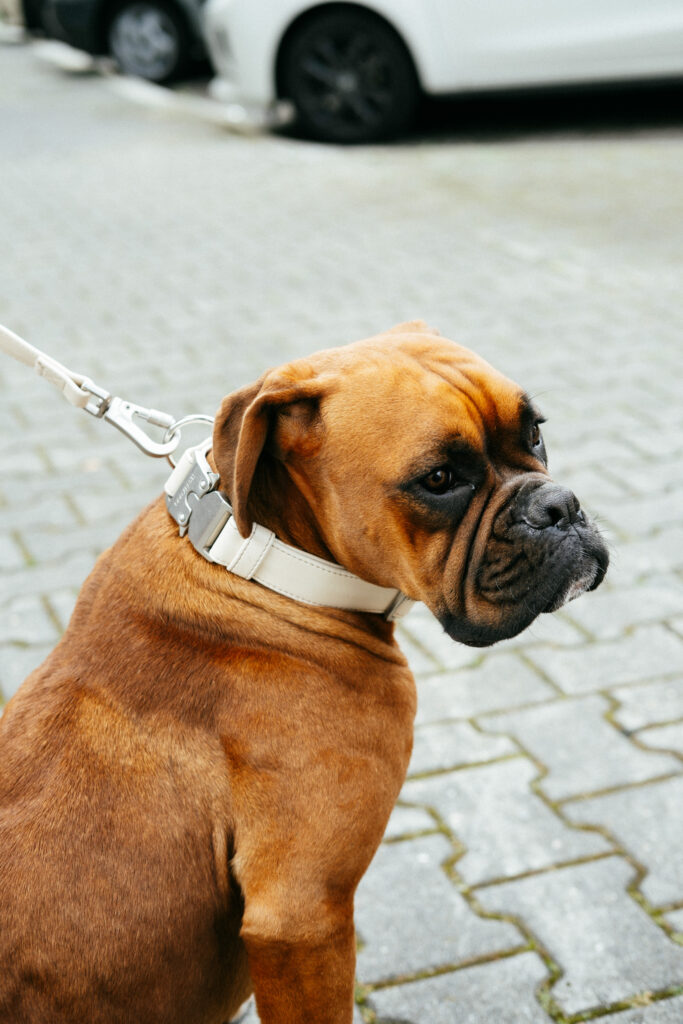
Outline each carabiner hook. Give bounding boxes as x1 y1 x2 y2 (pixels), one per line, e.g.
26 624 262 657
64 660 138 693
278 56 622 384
104 397 181 459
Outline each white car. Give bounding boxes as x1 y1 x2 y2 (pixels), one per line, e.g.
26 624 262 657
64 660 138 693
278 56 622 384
203 0 683 142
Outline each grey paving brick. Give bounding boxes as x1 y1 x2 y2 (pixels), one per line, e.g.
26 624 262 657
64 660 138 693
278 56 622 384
219 996 364 1024
356 834 520 983
409 721 516 777
395 622 443 675
605 457 683 499
416 654 555 726
367 951 550 1024
0 534 25 570
638 722 683 757
602 487 683 539
402 759 611 886
665 910 683 936
616 527 683 583
612 679 683 732
383 805 436 840
527 626 683 696
563 579 683 640
21 518 130 565
401 606 481 672
564 777 683 906
492 608 588 651
583 995 683 1024
0 550 97 606
0 593 60 646
0 492 77 533
480 695 679 802
0 642 53 703
44 588 79 633
476 859 683 1016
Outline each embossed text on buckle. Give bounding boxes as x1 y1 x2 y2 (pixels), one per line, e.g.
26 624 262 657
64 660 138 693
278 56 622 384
165 448 219 536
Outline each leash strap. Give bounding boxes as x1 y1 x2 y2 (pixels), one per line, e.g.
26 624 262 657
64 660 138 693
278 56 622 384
164 441 415 621
0 323 182 459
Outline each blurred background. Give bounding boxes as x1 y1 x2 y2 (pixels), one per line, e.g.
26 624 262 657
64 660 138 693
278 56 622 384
1 3 682 1022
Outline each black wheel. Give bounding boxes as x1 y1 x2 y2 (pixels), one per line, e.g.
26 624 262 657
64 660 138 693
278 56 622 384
108 0 189 83
279 8 419 143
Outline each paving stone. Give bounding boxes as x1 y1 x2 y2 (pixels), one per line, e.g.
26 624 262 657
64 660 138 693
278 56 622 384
395 622 443 675
409 721 516 777
0 593 60 646
383 805 436 840
612 679 683 732
605 457 683 499
563 579 683 640
638 722 683 757
664 910 683 935
527 626 683 696
616 527 683 582
0 533 25 570
0 642 54 703
476 859 683 1016
355 834 520 982
587 995 683 1024
0 550 98 606
416 655 554 726
564 777 683 906
0 492 77 533
480 695 679 802
402 759 610 886
21 518 131 565
367 951 550 1024
402 606 481 672
45 588 79 633
602 487 683 539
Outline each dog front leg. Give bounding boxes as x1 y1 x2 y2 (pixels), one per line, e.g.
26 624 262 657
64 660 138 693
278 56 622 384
242 911 356 1024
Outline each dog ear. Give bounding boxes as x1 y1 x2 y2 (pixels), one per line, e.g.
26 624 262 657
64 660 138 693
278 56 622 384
212 371 326 538
387 320 441 337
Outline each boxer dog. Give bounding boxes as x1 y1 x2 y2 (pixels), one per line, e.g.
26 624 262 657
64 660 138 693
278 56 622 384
0 322 608 1023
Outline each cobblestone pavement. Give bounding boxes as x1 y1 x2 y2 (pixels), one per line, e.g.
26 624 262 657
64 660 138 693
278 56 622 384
1 36 682 1024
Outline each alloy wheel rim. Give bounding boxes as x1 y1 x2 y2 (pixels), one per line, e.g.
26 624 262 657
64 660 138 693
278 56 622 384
296 28 395 133
110 4 179 80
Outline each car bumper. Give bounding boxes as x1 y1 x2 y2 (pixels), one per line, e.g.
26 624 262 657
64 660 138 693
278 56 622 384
203 0 288 108
207 75 293 129
43 0 101 53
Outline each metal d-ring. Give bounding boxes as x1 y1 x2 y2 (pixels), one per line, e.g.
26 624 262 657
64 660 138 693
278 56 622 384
164 414 215 467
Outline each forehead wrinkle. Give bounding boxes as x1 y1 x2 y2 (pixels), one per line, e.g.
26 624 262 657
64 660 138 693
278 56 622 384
424 362 496 448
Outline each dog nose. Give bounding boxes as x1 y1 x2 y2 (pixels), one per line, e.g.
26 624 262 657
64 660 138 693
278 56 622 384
524 483 583 529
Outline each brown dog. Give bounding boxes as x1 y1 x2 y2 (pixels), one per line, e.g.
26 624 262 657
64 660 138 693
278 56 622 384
0 322 608 1023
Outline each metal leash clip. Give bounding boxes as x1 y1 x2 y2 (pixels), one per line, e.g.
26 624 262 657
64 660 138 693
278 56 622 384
80 380 181 459
0 323 214 465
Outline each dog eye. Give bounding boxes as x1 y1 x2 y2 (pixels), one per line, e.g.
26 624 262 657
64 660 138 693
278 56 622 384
531 421 545 448
422 466 456 495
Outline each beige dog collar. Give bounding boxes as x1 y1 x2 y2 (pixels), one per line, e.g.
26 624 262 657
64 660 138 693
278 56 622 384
164 441 414 622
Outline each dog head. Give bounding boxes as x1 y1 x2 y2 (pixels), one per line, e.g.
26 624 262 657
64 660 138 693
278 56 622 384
213 321 608 646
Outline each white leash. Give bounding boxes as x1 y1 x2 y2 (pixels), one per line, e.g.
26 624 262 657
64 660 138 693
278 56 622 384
0 324 414 621
0 323 207 460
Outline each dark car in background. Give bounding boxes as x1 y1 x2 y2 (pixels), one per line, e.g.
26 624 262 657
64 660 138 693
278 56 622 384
25 0 207 82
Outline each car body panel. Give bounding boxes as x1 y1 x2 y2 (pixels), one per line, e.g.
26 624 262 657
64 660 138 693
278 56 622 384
204 0 683 114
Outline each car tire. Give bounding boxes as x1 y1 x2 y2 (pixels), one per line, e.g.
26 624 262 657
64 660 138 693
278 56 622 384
108 0 189 83
279 8 419 143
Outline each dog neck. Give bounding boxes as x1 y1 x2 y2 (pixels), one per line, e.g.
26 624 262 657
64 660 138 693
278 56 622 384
164 442 415 623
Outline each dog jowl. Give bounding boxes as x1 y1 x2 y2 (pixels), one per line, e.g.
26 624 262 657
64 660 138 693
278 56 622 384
0 321 607 1024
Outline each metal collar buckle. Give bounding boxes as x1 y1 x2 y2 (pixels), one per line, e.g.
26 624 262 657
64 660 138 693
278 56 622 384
165 445 232 561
